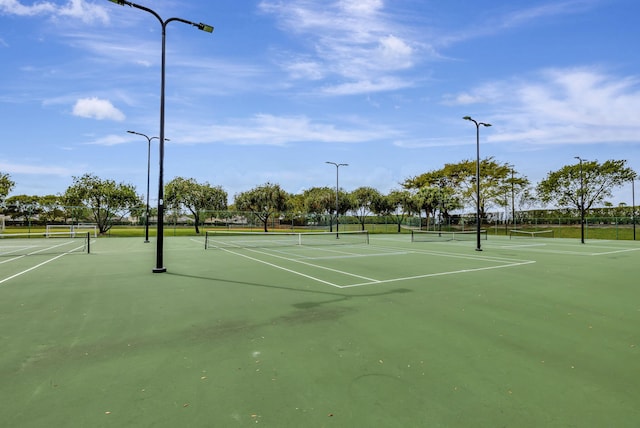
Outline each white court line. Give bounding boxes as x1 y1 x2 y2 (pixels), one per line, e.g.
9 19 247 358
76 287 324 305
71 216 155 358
243 247 380 282
369 244 534 265
589 248 640 256
340 260 536 288
217 247 342 287
1 253 68 285
0 241 91 285
212 242 536 289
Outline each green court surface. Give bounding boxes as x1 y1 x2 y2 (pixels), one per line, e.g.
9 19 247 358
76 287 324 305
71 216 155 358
1 234 639 427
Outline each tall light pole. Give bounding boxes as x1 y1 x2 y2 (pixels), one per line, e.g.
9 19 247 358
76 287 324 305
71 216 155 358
575 156 586 244
632 173 636 241
108 0 213 273
326 162 348 237
127 131 169 243
463 116 492 251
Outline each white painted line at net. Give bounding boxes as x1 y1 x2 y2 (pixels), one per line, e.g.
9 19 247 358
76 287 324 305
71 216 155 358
218 247 343 288
589 248 640 256
214 243 538 289
338 260 537 289
0 253 68 285
244 247 380 283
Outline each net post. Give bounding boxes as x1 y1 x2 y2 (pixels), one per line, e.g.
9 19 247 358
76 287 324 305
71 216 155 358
86 231 91 254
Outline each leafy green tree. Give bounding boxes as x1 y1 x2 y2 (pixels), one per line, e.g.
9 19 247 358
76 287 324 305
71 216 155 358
301 186 334 228
404 158 528 220
63 174 141 234
234 183 289 232
412 186 439 229
165 177 228 234
0 172 14 205
376 190 413 232
537 159 636 212
38 195 66 224
350 186 382 231
4 195 41 228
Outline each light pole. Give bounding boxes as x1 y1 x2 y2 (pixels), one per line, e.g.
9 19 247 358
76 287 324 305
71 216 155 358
575 156 586 244
108 0 213 273
326 162 348 237
463 116 492 251
127 131 169 243
632 173 636 241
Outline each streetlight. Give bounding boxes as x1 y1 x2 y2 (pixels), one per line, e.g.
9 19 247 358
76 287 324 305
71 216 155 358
325 161 348 237
575 156 586 244
632 173 636 241
463 116 492 251
127 131 169 243
108 0 213 273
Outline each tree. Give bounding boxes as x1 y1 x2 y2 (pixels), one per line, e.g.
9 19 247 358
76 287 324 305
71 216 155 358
4 195 41 228
63 174 141 234
412 186 439 229
377 190 413 232
350 186 382 231
0 172 14 205
301 186 334 228
38 194 66 224
536 159 635 212
403 158 529 220
165 177 228 234
234 183 289 232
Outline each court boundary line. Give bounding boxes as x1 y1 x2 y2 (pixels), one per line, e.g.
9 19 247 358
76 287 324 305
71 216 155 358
1 253 69 285
0 240 92 285
215 243 536 289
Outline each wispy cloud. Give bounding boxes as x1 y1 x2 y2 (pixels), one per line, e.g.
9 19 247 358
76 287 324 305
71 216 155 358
259 0 421 94
498 0 598 30
447 67 640 145
168 114 400 146
438 0 600 47
0 162 72 176
0 0 110 24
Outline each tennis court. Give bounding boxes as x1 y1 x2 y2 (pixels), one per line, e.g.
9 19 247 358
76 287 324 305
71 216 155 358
1 232 639 427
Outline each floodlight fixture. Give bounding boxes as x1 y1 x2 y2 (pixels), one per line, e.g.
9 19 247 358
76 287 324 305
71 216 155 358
463 116 492 251
127 131 169 243
108 0 213 272
326 161 348 237
575 156 586 244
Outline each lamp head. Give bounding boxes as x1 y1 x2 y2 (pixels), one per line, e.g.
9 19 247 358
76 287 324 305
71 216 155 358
197 23 214 33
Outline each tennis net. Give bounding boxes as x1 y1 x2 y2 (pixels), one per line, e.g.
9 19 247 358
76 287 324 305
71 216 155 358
509 229 554 239
411 229 487 242
0 231 91 256
205 230 369 249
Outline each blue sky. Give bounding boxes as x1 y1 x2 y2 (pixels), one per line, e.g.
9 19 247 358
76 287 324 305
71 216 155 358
1 0 639 208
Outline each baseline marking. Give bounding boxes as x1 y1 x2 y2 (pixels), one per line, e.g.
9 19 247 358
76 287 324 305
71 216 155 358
340 260 536 288
213 243 536 289
0 253 68 285
217 247 342 287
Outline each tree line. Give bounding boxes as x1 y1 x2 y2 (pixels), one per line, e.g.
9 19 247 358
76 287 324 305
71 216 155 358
0 158 636 234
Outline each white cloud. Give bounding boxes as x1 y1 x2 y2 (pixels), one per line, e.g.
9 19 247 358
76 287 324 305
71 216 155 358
86 134 130 146
339 0 383 16
72 97 125 121
0 0 109 24
173 114 398 146
0 162 72 176
259 0 420 94
322 76 413 95
449 67 640 145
